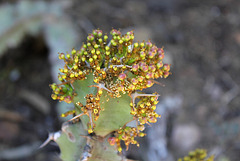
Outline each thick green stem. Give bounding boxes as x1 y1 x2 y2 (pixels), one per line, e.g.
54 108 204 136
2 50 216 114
55 122 122 161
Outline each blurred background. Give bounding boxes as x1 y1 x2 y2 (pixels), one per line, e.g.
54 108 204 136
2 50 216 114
0 0 240 161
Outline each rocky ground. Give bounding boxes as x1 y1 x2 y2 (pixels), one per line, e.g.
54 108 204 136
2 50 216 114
0 0 240 161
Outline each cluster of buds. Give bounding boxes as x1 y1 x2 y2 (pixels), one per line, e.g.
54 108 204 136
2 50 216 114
51 29 170 100
75 93 101 133
50 83 73 104
108 125 146 152
131 93 160 125
178 149 215 161
50 28 171 152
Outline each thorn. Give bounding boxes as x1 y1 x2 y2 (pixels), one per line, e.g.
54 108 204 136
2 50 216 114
151 79 165 87
146 122 152 127
112 65 132 68
57 80 74 86
39 132 61 149
88 110 94 130
128 44 133 52
130 92 160 109
131 92 160 99
39 133 54 149
67 111 94 133
89 83 113 93
103 65 132 71
107 40 111 47
84 60 91 68
68 112 85 122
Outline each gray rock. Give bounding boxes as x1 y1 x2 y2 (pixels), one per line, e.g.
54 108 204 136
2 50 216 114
171 123 201 152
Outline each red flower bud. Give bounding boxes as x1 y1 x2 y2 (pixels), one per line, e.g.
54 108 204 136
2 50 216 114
148 51 155 58
149 117 157 123
132 78 138 85
158 53 164 60
132 64 139 72
138 76 144 82
97 30 103 37
118 73 126 81
87 34 94 41
139 62 146 68
146 72 153 79
111 29 118 36
146 41 152 47
128 84 135 90
64 96 72 104
157 48 164 54
142 65 148 72
146 80 153 87
108 137 116 146
162 64 170 71
140 51 146 58
149 64 156 72
163 71 169 78
156 62 163 68
118 85 125 91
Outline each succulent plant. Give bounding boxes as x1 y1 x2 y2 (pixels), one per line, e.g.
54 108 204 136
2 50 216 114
46 28 171 161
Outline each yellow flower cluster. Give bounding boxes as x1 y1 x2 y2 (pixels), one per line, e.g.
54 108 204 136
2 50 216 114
50 29 171 151
178 149 215 161
51 29 170 100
